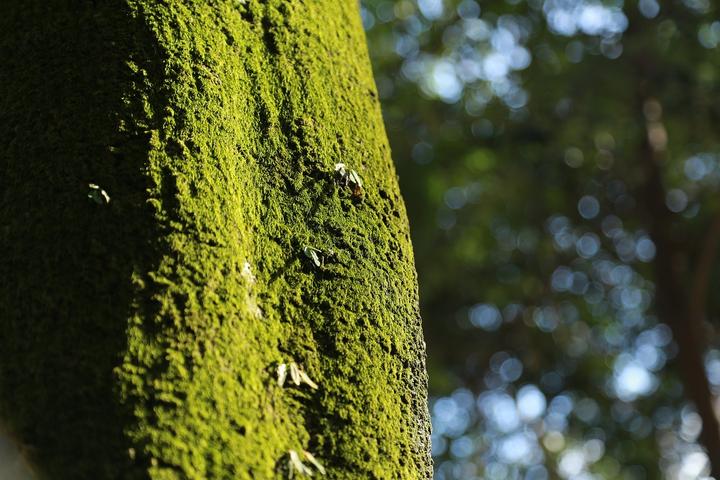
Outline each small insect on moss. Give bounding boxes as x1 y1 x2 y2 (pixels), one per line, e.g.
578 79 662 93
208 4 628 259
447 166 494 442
288 449 326 477
302 246 323 267
277 362 318 389
88 183 110 204
302 451 326 475
277 363 288 387
334 163 364 200
241 261 256 284
296 366 318 390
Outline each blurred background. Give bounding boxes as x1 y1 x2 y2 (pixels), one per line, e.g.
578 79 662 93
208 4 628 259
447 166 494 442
361 0 720 478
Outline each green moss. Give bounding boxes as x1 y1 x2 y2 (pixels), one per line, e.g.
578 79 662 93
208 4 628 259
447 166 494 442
0 1 430 478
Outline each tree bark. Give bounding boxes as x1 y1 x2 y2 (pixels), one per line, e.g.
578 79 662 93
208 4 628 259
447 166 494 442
0 1 431 478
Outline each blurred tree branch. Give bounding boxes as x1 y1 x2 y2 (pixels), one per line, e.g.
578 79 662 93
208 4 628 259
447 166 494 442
638 92 720 475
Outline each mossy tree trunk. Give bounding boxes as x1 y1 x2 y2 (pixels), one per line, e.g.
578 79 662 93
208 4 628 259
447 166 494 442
0 1 431 478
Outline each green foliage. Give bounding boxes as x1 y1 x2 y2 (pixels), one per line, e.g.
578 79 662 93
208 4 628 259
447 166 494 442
363 0 720 478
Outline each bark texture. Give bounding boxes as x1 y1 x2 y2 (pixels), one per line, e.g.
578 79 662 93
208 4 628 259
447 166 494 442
0 1 431 478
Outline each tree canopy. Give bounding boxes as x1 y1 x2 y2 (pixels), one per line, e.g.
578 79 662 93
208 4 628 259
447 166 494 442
363 0 720 478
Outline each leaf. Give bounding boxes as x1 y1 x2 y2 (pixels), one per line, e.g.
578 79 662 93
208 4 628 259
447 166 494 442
348 170 363 188
88 183 110 204
299 369 318 390
289 362 301 386
303 246 322 267
288 450 313 476
303 451 326 475
277 363 288 387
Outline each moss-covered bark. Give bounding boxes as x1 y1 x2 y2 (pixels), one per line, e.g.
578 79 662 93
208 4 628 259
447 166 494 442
0 1 431 478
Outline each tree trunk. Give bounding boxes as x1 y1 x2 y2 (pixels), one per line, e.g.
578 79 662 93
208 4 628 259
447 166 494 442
636 93 720 474
0 1 431 478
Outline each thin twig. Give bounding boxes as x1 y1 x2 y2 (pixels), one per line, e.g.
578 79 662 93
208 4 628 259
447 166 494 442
689 210 720 320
